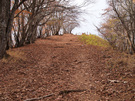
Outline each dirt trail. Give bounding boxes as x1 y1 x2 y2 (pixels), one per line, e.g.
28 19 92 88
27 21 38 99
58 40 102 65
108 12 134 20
0 34 135 101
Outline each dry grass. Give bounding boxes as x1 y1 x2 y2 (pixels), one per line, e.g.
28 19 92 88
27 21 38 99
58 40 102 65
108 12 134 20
106 51 135 69
2 49 26 63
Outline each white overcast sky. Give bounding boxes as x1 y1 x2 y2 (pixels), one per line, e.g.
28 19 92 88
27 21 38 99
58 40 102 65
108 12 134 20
71 0 108 35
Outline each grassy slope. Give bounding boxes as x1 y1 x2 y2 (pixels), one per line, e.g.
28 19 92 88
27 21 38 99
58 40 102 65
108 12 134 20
79 34 110 48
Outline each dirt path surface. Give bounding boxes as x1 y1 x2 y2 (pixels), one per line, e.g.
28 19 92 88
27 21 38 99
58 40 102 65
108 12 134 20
0 34 135 101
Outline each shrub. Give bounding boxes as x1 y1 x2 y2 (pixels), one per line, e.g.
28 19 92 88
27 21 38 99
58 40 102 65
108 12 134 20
79 33 110 48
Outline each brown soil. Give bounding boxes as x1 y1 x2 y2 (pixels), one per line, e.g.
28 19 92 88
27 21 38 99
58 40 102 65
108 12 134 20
0 34 135 101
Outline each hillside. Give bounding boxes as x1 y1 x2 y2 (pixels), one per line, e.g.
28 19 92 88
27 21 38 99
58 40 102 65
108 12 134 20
0 34 134 101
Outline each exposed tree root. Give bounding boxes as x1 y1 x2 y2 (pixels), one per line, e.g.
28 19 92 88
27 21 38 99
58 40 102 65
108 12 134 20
24 89 86 101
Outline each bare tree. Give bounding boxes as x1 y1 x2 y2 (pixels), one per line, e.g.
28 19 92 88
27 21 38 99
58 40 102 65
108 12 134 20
0 0 27 59
0 0 92 59
98 0 135 54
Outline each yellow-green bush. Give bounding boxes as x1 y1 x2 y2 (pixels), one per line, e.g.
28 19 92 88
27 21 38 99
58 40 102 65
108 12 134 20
79 33 110 47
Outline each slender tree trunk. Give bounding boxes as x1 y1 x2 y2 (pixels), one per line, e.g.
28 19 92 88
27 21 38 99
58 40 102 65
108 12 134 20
112 0 135 54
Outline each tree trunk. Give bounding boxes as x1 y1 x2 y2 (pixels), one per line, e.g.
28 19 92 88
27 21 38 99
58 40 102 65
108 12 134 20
0 0 10 59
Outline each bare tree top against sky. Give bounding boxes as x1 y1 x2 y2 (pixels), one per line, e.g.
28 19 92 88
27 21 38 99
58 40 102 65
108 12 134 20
72 0 109 35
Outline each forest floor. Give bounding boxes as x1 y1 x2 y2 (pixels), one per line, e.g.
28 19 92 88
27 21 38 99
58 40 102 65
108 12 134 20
0 34 135 101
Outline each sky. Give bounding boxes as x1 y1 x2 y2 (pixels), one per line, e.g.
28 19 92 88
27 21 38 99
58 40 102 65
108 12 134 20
71 0 109 35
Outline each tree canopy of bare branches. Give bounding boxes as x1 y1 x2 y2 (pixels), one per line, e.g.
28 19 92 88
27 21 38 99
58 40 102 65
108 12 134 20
98 0 135 54
0 0 89 59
